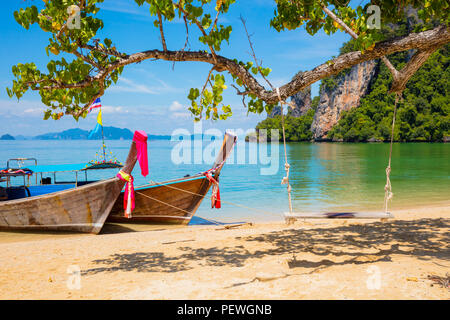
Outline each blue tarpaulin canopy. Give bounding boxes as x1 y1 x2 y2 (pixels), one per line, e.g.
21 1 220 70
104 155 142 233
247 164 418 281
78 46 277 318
26 162 122 173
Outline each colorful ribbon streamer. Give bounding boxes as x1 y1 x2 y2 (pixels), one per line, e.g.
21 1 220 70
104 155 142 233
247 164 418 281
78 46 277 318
133 130 149 177
116 170 134 218
115 130 148 218
204 169 221 209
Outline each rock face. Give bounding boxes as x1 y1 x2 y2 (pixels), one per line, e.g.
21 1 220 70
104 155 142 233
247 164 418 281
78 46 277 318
266 61 377 140
289 86 312 117
268 105 282 118
311 60 378 140
269 85 312 118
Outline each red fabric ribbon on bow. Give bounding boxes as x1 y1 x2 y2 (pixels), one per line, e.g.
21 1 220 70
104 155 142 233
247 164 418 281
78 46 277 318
116 171 134 218
133 130 149 177
116 130 148 218
204 169 221 209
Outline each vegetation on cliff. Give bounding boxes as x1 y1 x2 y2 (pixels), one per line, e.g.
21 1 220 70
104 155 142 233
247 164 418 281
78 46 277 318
254 18 449 142
254 96 318 141
255 109 315 141
329 26 449 142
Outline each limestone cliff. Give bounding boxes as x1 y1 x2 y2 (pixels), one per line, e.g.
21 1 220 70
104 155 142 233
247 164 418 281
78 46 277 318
268 105 282 118
289 86 312 117
269 85 312 118
311 60 378 140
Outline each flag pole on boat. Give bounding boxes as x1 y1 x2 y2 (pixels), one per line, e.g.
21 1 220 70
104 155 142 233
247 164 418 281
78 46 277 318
100 110 106 160
87 98 118 165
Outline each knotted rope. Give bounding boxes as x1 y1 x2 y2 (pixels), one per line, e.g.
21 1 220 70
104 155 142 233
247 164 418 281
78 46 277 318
384 93 401 213
276 87 293 214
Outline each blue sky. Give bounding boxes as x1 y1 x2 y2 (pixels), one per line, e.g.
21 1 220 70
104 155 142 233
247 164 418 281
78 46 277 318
0 0 353 136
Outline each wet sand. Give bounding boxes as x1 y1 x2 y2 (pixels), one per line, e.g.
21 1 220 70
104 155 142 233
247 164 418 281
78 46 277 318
0 204 448 300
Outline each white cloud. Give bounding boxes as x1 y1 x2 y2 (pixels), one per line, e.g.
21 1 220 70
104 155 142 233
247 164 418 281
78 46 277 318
169 101 184 112
0 97 264 137
172 112 191 119
109 77 179 95
0 99 47 117
23 107 46 115
100 106 127 114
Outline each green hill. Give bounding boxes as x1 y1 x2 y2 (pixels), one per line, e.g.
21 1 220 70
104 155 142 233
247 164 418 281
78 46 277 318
329 44 449 142
253 18 449 143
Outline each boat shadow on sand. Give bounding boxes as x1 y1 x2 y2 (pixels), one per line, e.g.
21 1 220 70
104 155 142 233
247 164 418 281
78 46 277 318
82 218 449 276
99 216 231 234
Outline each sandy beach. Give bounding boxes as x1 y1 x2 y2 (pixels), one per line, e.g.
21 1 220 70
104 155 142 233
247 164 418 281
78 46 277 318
0 203 448 300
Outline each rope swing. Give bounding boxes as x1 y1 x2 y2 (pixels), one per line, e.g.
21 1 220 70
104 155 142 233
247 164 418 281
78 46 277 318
277 86 397 221
276 87 293 214
384 92 401 213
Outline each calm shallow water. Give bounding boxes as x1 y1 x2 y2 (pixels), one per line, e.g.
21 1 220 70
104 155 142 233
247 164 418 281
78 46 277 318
0 140 449 225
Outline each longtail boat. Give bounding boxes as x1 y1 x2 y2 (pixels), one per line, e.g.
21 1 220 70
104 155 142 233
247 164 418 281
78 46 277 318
108 132 237 224
0 130 148 234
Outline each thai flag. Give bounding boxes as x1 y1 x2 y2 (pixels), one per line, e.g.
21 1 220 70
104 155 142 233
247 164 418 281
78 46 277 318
88 98 102 113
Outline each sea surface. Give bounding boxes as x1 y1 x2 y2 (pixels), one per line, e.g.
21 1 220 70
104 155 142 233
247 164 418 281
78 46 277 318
1 139 449 225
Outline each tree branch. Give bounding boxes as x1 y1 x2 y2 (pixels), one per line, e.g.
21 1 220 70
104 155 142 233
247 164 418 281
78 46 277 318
157 11 168 52
201 66 214 97
321 6 358 39
172 13 190 70
389 47 437 93
321 4 437 94
30 24 450 110
240 16 275 91
175 2 217 62
210 2 222 36
322 5 396 69
72 50 102 71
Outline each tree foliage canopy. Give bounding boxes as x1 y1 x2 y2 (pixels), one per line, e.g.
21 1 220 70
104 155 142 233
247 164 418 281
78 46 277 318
7 0 450 122
255 17 449 143
329 44 449 142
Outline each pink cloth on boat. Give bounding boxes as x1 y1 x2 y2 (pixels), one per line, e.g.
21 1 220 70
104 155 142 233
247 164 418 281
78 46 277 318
115 130 148 218
133 130 149 177
116 172 135 218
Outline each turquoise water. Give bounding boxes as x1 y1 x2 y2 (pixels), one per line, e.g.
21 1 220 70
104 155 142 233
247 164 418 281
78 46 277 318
1 140 449 223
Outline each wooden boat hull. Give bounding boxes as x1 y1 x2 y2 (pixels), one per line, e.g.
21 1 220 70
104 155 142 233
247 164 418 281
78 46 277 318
108 132 237 225
0 130 146 234
0 178 125 234
108 175 211 225
0 178 124 234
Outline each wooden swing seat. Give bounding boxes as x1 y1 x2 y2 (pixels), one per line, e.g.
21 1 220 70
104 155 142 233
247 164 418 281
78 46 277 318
284 211 394 220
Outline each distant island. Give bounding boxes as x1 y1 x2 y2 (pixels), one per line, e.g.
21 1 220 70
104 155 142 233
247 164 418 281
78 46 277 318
3 127 172 140
34 127 136 140
0 134 15 140
2 128 228 141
